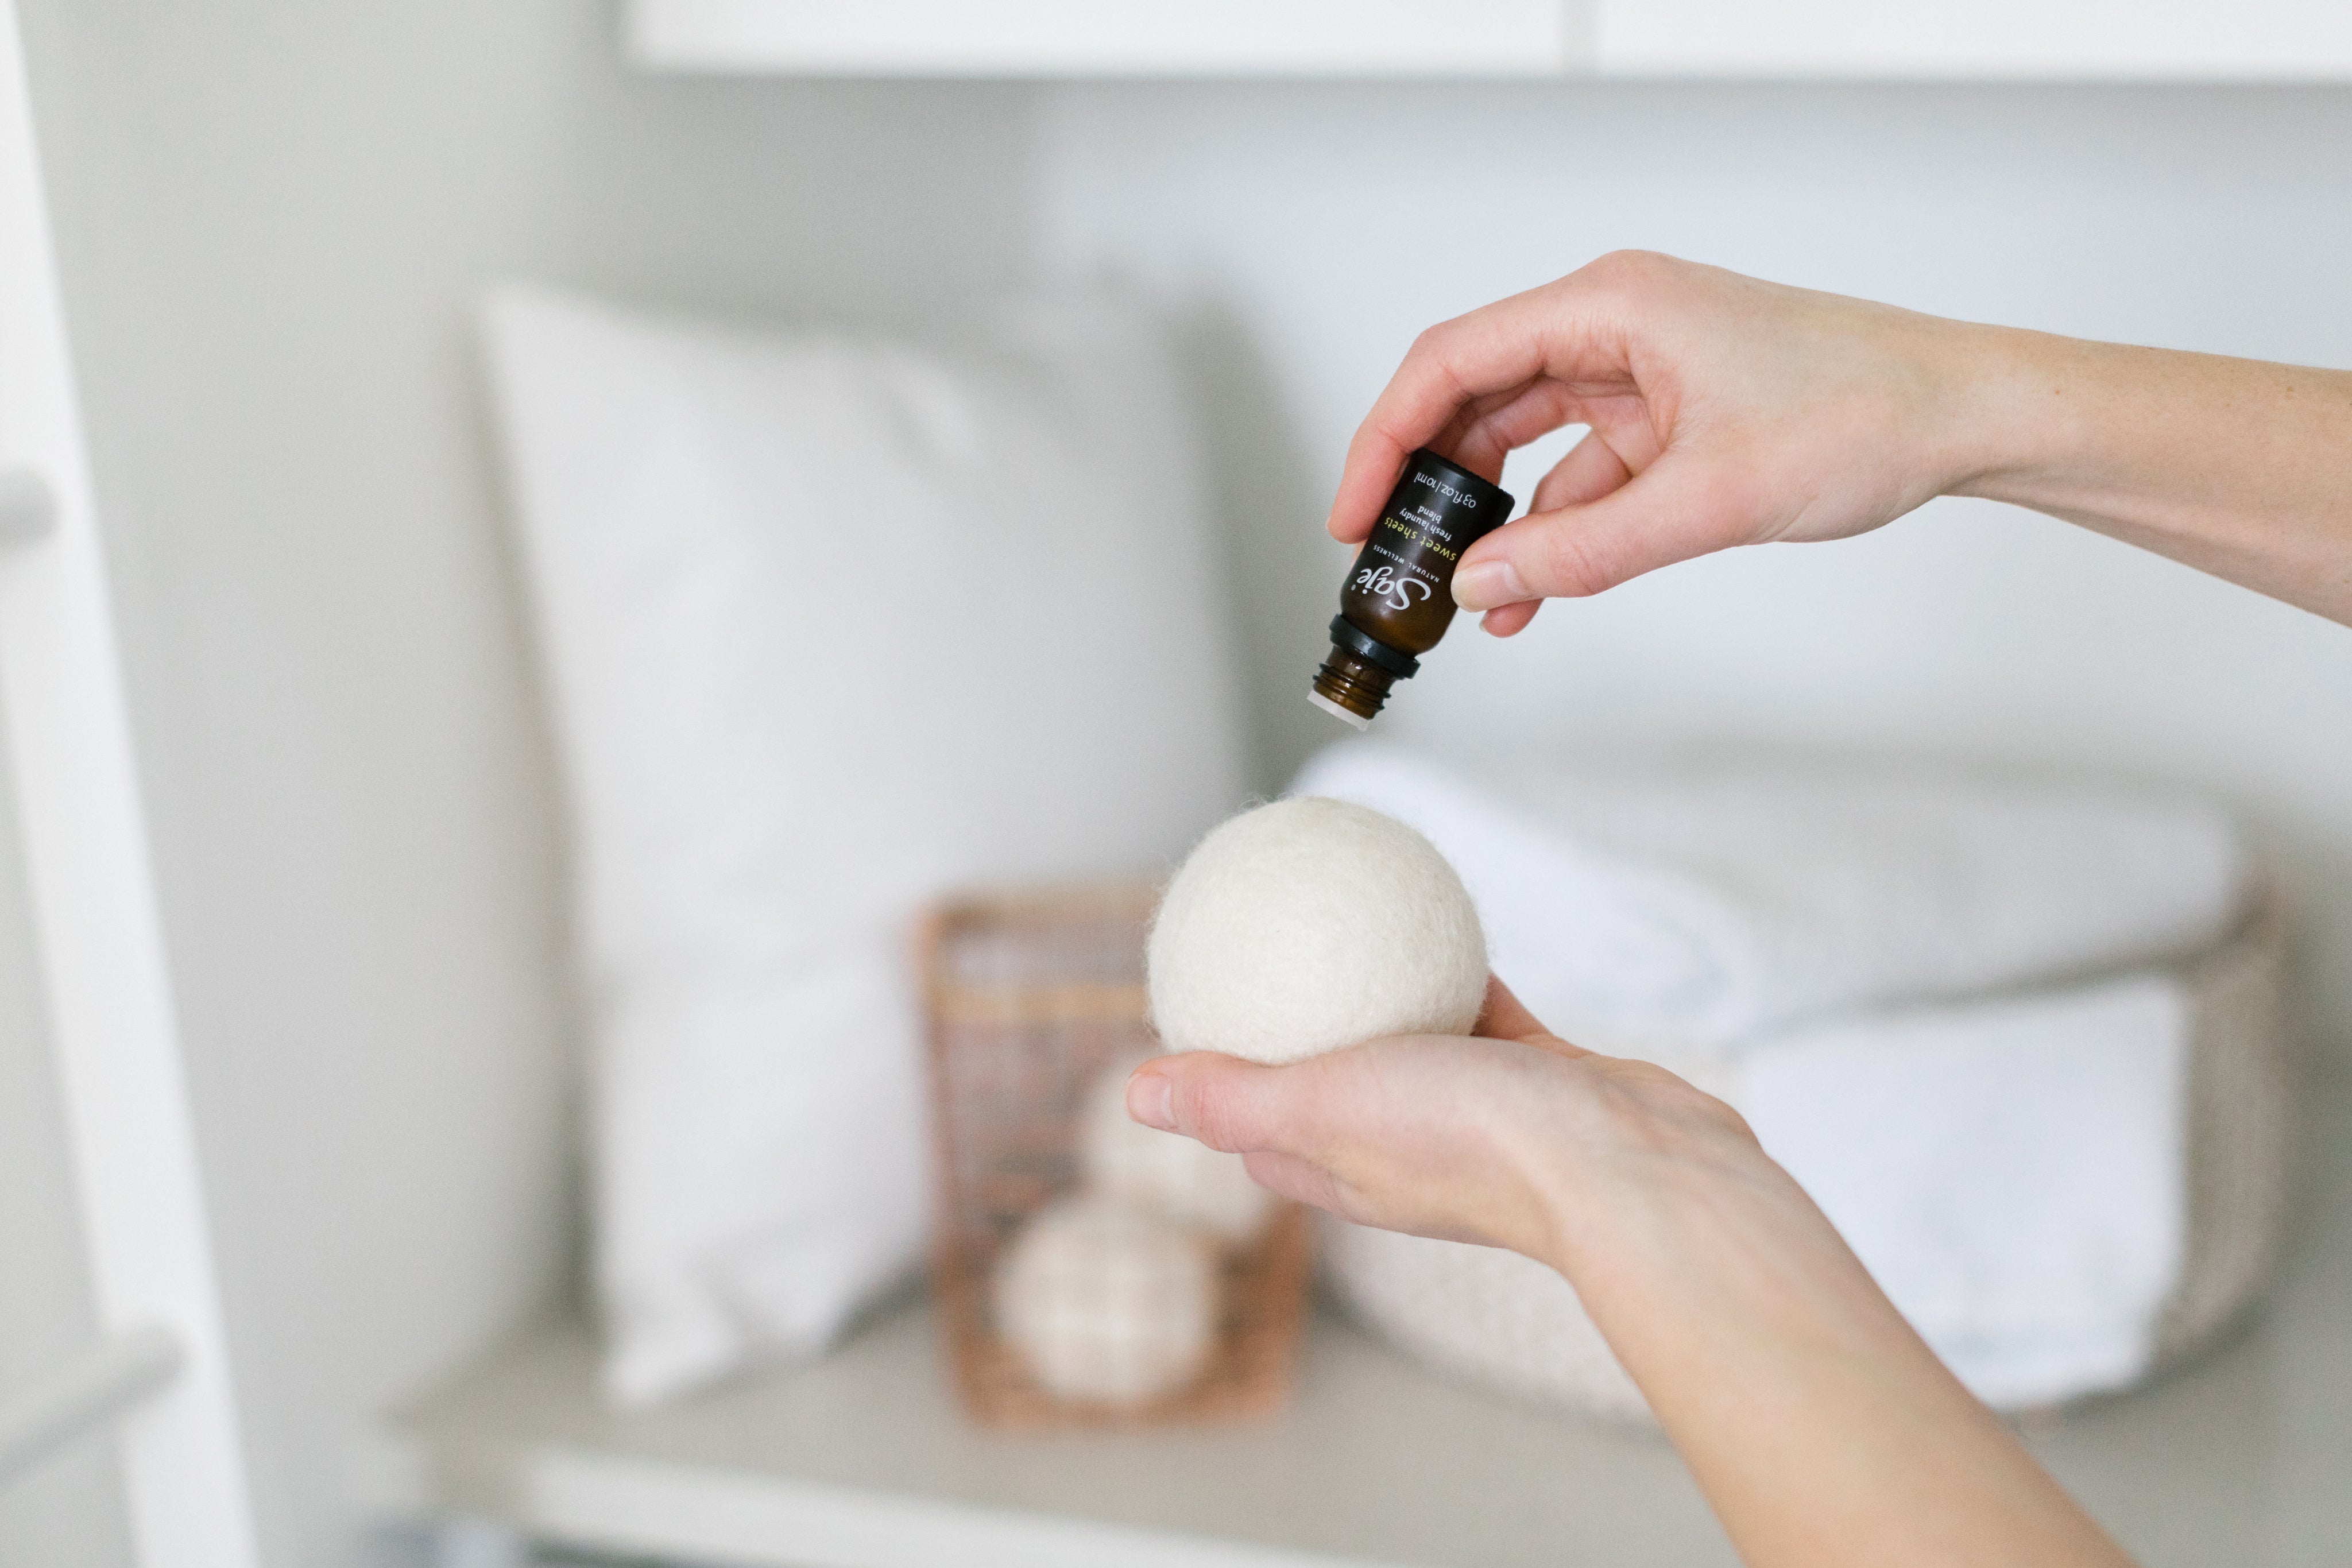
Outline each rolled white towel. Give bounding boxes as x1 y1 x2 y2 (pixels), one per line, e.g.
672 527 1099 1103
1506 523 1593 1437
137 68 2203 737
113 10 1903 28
1290 741 2249 1053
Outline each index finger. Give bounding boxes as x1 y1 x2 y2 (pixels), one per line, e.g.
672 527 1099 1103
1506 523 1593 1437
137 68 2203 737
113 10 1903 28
1325 285 1571 544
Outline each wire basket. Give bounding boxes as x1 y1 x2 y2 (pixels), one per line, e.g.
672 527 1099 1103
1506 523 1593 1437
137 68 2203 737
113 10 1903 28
919 880 1310 1429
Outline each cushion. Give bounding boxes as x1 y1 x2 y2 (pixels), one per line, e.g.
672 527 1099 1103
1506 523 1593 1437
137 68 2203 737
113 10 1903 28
483 285 1243 1403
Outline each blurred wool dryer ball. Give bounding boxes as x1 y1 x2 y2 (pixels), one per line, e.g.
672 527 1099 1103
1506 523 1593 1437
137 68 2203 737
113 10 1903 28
994 1195 1220 1407
1081 1054 1275 1246
1148 796 1488 1066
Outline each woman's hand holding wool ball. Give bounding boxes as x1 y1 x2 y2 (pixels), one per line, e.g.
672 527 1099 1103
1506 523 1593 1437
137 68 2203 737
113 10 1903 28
1125 976 1759 1268
1139 796 1758 1265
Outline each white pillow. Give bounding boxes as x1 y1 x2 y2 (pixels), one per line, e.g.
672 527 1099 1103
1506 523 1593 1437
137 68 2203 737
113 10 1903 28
483 285 1244 1404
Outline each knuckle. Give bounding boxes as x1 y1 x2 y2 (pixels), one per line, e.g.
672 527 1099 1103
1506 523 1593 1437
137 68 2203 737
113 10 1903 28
1403 322 1456 370
1534 522 1617 598
1577 248 1682 308
1587 247 1670 282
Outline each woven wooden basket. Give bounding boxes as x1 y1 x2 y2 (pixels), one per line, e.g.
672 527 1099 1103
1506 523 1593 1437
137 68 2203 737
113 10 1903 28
919 881 1310 1430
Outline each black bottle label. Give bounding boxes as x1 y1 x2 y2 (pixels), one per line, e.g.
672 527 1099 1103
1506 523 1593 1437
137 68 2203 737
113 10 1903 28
1340 450 1512 657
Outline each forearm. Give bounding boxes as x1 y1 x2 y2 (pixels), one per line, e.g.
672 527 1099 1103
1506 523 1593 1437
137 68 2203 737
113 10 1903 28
1537 1131 2132 1568
1140 1012 2138 1563
1951 324 2352 622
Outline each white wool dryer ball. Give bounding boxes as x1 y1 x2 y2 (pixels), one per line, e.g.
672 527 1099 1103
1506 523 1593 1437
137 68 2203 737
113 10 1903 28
1080 1055 1275 1246
1148 796 1488 1065
995 1195 1220 1406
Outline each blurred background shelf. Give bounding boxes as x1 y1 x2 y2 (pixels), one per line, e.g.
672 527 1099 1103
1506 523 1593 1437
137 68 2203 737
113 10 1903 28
628 1 1585 79
631 0 2352 80
378 1091 2352 1568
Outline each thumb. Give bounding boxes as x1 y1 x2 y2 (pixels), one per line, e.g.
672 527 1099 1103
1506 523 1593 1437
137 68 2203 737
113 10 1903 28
1452 455 1754 607
1126 1051 1306 1156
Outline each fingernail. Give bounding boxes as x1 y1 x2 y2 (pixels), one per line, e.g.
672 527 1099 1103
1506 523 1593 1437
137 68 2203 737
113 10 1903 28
1452 559 1529 610
1127 1071 1176 1131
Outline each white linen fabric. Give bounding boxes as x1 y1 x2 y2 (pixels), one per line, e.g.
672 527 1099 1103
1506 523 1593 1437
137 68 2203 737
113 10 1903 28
484 285 1243 1404
1297 741 2256 1414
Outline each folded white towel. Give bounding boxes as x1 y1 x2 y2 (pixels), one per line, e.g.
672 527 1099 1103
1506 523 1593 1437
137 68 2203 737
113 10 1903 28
1290 741 2248 1053
1329 972 2191 1414
1294 742 2239 1412
1743 973 2188 1405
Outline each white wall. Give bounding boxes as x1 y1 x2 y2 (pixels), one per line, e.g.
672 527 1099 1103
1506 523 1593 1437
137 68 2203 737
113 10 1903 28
1037 81 2352 1056
14 3 1032 1564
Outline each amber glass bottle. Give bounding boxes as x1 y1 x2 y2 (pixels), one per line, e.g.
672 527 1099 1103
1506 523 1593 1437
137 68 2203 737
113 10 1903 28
1310 448 1514 729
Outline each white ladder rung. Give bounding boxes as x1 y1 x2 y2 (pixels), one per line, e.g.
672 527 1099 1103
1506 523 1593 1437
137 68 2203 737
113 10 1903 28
0 1325 183 1484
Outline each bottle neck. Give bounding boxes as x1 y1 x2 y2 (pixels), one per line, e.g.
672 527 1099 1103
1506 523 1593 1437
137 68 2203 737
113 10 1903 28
1311 645 1394 729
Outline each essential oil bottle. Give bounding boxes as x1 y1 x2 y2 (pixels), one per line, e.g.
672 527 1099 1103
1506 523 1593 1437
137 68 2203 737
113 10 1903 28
1310 448 1514 729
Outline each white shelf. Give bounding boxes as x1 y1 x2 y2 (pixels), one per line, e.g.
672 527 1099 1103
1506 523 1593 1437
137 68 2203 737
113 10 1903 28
628 1 1587 79
1598 0 2352 79
381 1091 2352 1567
628 0 2352 80
384 1304 1729 1568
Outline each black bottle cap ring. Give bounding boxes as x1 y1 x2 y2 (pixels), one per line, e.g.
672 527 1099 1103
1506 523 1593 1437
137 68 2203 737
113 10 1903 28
1328 615 1419 679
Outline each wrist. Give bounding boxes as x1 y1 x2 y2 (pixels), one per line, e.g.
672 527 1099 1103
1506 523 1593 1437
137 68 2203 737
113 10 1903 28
1508 1066 1761 1282
1936 319 2096 508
